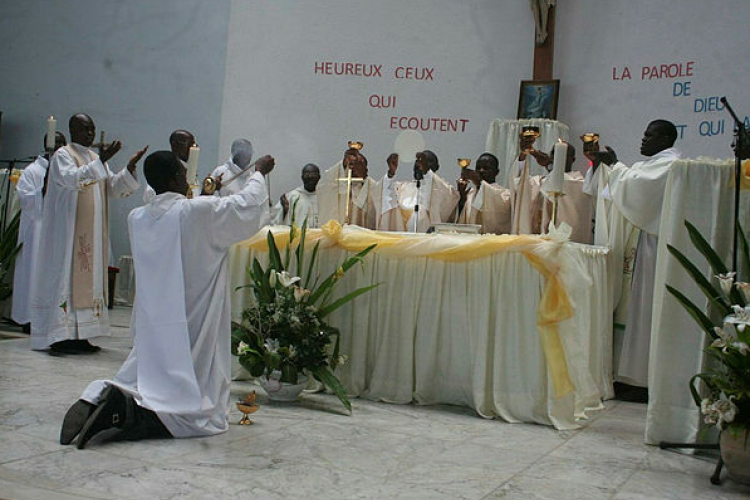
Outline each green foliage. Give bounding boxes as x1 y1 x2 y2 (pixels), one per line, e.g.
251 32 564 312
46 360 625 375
0 212 22 301
232 214 378 412
666 220 750 432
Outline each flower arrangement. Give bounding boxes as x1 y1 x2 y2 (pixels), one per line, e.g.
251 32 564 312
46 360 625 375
232 214 377 412
666 221 750 434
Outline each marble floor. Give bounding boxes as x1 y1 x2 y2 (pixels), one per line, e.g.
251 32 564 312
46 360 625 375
0 307 748 500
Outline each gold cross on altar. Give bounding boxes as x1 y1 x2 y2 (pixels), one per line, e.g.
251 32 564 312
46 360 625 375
337 167 364 224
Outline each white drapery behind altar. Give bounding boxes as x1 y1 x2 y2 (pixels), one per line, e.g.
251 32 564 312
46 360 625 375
485 119 570 187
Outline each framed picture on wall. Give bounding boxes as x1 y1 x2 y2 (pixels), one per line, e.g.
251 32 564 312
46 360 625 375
517 80 560 120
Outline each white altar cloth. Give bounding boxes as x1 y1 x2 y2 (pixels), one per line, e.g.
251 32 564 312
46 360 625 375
228 226 612 430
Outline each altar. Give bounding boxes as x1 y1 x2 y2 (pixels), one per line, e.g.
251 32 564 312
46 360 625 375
228 224 613 430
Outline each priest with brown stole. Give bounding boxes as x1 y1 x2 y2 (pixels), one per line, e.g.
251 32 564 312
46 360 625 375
30 113 146 354
456 153 512 234
318 147 381 228
382 150 459 233
532 141 593 244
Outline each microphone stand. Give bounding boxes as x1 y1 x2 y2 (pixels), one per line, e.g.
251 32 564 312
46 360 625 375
720 96 745 272
413 172 423 233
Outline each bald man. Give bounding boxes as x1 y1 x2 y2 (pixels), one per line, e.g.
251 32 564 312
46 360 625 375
30 113 146 354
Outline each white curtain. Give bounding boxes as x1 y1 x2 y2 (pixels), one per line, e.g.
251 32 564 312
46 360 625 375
646 158 750 444
485 118 569 187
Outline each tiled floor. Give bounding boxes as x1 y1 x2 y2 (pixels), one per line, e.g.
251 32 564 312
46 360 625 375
0 307 748 500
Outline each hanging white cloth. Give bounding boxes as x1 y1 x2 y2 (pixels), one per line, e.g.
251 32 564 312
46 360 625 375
11 156 48 324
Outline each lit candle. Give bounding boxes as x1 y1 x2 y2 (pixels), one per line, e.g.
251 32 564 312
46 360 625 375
186 145 200 185
46 116 56 150
549 140 567 194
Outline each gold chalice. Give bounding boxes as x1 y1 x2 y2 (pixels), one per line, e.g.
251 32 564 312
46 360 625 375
582 132 600 144
521 126 541 153
457 158 471 169
348 141 364 151
236 391 259 425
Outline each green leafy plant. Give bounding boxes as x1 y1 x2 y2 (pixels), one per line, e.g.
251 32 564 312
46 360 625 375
666 220 750 434
232 210 377 412
0 211 23 301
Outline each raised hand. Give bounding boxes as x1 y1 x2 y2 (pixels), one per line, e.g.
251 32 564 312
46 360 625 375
256 155 275 176
100 140 122 164
280 193 289 216
590 146 617 166
127 145 149 173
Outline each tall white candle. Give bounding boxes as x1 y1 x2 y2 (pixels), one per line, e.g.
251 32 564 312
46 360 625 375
549 141 567 194
45 116 56 150
186 145 200 185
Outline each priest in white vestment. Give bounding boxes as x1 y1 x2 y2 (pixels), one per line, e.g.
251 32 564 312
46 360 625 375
537 142 593 244
456 153 512 234
11 132 66 329
382 150 459 233
62 151 274 447
272 163 320 227
207 138 255 197
30 114 144 353
318 148 396 229
596 120 681 391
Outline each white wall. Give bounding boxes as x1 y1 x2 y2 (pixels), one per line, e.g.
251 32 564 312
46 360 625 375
219 0 535 197
0 0 231 260
556 0 750 167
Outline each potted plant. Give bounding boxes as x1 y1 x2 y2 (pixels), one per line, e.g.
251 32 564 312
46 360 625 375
232 214 377 412
666 221 750 484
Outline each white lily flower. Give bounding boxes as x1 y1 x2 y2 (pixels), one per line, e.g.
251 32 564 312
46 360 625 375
713 394 737 427
337 354 348 367
264 338 280 353
700 398 713 414
732 341 750 355
717 272 736 297
727 305 750 332
288 345 298 358
293 286 311 303
735 281 750 304
269 271 277 287
277 271 301 288
237 341 250 355
712 324 736 353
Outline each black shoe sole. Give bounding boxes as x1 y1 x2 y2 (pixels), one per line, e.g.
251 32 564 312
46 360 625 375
77 386 130 449
60 400 95 445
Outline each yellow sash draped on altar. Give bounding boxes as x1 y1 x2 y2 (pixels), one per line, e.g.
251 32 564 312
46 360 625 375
239 220 576 398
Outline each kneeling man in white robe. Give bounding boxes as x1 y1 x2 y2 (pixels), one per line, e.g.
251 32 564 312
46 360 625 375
61 150 274 448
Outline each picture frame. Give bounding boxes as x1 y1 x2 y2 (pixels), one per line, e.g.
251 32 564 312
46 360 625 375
517 79 560 120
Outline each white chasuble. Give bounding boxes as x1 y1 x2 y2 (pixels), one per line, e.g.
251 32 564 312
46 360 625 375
391 170 459 233
458 182 512 235
30 143 139 350
11 156 48 324
318 161 388 229
599 147 681 387
272 186 319 227
541 171 593 244
82 172 268 437
511 160 545 235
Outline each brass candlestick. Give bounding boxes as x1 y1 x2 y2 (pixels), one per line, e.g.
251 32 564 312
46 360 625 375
236 391 259 425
